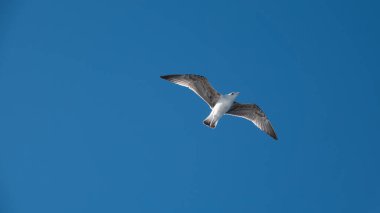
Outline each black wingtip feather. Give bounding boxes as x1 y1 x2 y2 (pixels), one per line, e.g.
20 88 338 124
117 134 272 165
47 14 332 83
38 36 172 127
160 74 182 81
271 132 278 140
160 74 206 80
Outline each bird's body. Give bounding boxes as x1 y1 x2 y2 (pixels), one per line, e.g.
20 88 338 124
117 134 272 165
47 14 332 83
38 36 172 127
203 93 238 128
160 74 278 140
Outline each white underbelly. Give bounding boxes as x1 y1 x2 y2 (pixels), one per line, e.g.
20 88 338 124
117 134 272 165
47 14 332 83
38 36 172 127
212 100 233 118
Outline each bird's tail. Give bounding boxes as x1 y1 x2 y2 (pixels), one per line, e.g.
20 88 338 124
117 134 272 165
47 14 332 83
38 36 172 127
203 114 218 128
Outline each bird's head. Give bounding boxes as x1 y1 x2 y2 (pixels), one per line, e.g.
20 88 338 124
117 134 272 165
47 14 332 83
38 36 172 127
227 92 240 98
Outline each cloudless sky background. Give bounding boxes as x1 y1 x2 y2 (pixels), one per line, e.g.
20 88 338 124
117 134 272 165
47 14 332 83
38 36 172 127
0 0 379 212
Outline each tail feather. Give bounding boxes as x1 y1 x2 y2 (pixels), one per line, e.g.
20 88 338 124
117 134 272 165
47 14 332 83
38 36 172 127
203 115 217 128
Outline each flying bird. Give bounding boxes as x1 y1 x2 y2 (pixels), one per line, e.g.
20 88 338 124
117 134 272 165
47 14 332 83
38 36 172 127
160 74 278 140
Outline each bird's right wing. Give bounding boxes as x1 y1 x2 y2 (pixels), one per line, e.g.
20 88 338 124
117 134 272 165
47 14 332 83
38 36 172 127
160 74 220 108
226 102 278 140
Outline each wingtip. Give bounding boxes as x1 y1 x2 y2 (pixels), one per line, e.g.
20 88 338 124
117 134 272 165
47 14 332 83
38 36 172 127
160 74 206 79
272 134 278 141
160 74 180 80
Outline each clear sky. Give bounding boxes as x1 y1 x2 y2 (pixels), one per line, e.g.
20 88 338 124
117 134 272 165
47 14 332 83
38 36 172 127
0 0 379 212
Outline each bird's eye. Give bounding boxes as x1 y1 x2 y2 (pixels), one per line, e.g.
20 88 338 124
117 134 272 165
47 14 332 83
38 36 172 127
231 92 234 95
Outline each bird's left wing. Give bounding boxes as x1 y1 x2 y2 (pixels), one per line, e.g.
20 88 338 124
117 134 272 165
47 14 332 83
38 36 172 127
160 74 220 108
226 102 278 140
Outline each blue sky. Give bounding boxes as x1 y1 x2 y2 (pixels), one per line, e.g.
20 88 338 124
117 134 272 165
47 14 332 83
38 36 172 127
0 0 379 212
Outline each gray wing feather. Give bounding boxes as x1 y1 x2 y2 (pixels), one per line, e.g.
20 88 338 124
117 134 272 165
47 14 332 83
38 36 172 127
160 74 220 108
226 102 278 140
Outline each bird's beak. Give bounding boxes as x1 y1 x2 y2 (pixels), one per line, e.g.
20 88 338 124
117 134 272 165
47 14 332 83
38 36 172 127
235 92 240 95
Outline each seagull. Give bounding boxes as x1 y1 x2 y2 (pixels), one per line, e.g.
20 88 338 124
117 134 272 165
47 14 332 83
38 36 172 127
160 74 278 140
